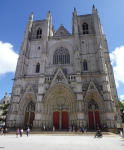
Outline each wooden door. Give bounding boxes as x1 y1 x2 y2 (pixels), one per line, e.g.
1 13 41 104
95 111 100 127
53 112 59 129
30 112 35 126
24 112 29 128
62 112 68 129
88 111 94 129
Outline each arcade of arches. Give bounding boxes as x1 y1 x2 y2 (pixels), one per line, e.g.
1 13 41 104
21 84 104 130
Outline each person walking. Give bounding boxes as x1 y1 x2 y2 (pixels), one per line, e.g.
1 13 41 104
16 128 19 138
44 126 45 131
82 127 84 134
4 128 7 136
26 127 30 137
20 128 23 137
1 128 4 135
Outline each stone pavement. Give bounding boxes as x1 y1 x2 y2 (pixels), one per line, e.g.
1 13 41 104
0 134 124 150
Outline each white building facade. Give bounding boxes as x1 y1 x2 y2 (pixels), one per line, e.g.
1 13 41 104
7 6 122 130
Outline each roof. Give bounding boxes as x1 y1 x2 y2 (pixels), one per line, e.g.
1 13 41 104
0 96 10 104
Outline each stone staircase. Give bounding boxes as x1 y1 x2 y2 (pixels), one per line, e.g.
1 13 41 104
7 130 116 136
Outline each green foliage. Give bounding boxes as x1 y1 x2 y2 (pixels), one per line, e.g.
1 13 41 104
119 100 124 114
2 110 8 116
0 103 9 116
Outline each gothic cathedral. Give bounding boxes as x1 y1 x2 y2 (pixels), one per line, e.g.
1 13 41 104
7 6 122 130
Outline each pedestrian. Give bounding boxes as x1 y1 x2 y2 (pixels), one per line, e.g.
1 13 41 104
104 124 106 130
44 125 45 131
1 128 3 135
16 128 19 138
0 127 1 135
26 127 30 137
4 128 7 136
20 128 23 137
82 127 84 134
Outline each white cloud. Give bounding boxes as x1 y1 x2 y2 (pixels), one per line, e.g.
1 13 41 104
110 46 124 88
120 95 124 100
0 41 19 76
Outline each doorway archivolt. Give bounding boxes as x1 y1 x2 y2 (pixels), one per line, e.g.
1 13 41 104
17 93 36 127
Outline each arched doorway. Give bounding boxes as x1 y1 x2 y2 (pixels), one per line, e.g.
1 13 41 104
88 99 100 129
43 83 76 129
24 101 35 128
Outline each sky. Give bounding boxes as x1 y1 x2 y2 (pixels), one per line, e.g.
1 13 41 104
0 0 124 100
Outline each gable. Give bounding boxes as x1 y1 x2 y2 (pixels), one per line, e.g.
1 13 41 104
26 84 34 93
85 80 99 95
53 25 71 37
50 67 69 87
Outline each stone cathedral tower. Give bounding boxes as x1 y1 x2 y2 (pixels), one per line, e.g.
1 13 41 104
7 6 122 130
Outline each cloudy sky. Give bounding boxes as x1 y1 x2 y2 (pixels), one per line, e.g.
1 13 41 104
0 0 124 100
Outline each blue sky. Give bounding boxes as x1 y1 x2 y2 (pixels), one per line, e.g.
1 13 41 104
0 0 124 100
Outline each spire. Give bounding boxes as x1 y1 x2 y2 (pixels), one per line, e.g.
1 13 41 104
74 7 77 15
92 5 97 14
46 10 51 19
29 12 33 20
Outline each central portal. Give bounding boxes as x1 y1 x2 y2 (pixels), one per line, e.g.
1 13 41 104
53 111 68 129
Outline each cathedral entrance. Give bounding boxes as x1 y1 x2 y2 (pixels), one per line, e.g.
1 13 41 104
62 112 68 129
88 99 100 129
53 112 59 129
24 101 35 128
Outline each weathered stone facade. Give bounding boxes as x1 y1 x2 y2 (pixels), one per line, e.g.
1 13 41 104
7 6 122 129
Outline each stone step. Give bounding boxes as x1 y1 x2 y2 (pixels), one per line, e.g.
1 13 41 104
6 131 115 135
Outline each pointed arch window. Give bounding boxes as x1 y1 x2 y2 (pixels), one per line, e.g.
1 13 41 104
83 23 89 34
53 47 70 64
36 28 42 39
36 63 40 73
88 99 99 110
83 60 88 71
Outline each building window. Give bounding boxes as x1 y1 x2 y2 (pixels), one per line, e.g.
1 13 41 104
36 28 42 39
83 60 88 71
88 99 99 110
26 101 35 111
83 23 89 34
36 63 40 73
38 46 40 50
53 47 70 64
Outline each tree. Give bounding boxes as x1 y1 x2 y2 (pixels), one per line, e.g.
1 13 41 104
119 100 124 114
0 103 10 122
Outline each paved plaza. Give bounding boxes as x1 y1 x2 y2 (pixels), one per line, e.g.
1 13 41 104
0 134 124 150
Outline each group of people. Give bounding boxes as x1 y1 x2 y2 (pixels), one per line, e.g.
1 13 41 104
0 127 7 136
16 127 30 138
69 125 76 132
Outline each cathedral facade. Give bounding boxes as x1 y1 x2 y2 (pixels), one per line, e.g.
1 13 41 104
7 6 122 130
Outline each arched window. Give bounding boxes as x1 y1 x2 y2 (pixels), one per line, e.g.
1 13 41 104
36 28 42 39
83 60 88 71
26 101 35 111
53 47 70 64
82 23 89 34
36 63 40 73
88 99 99 110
